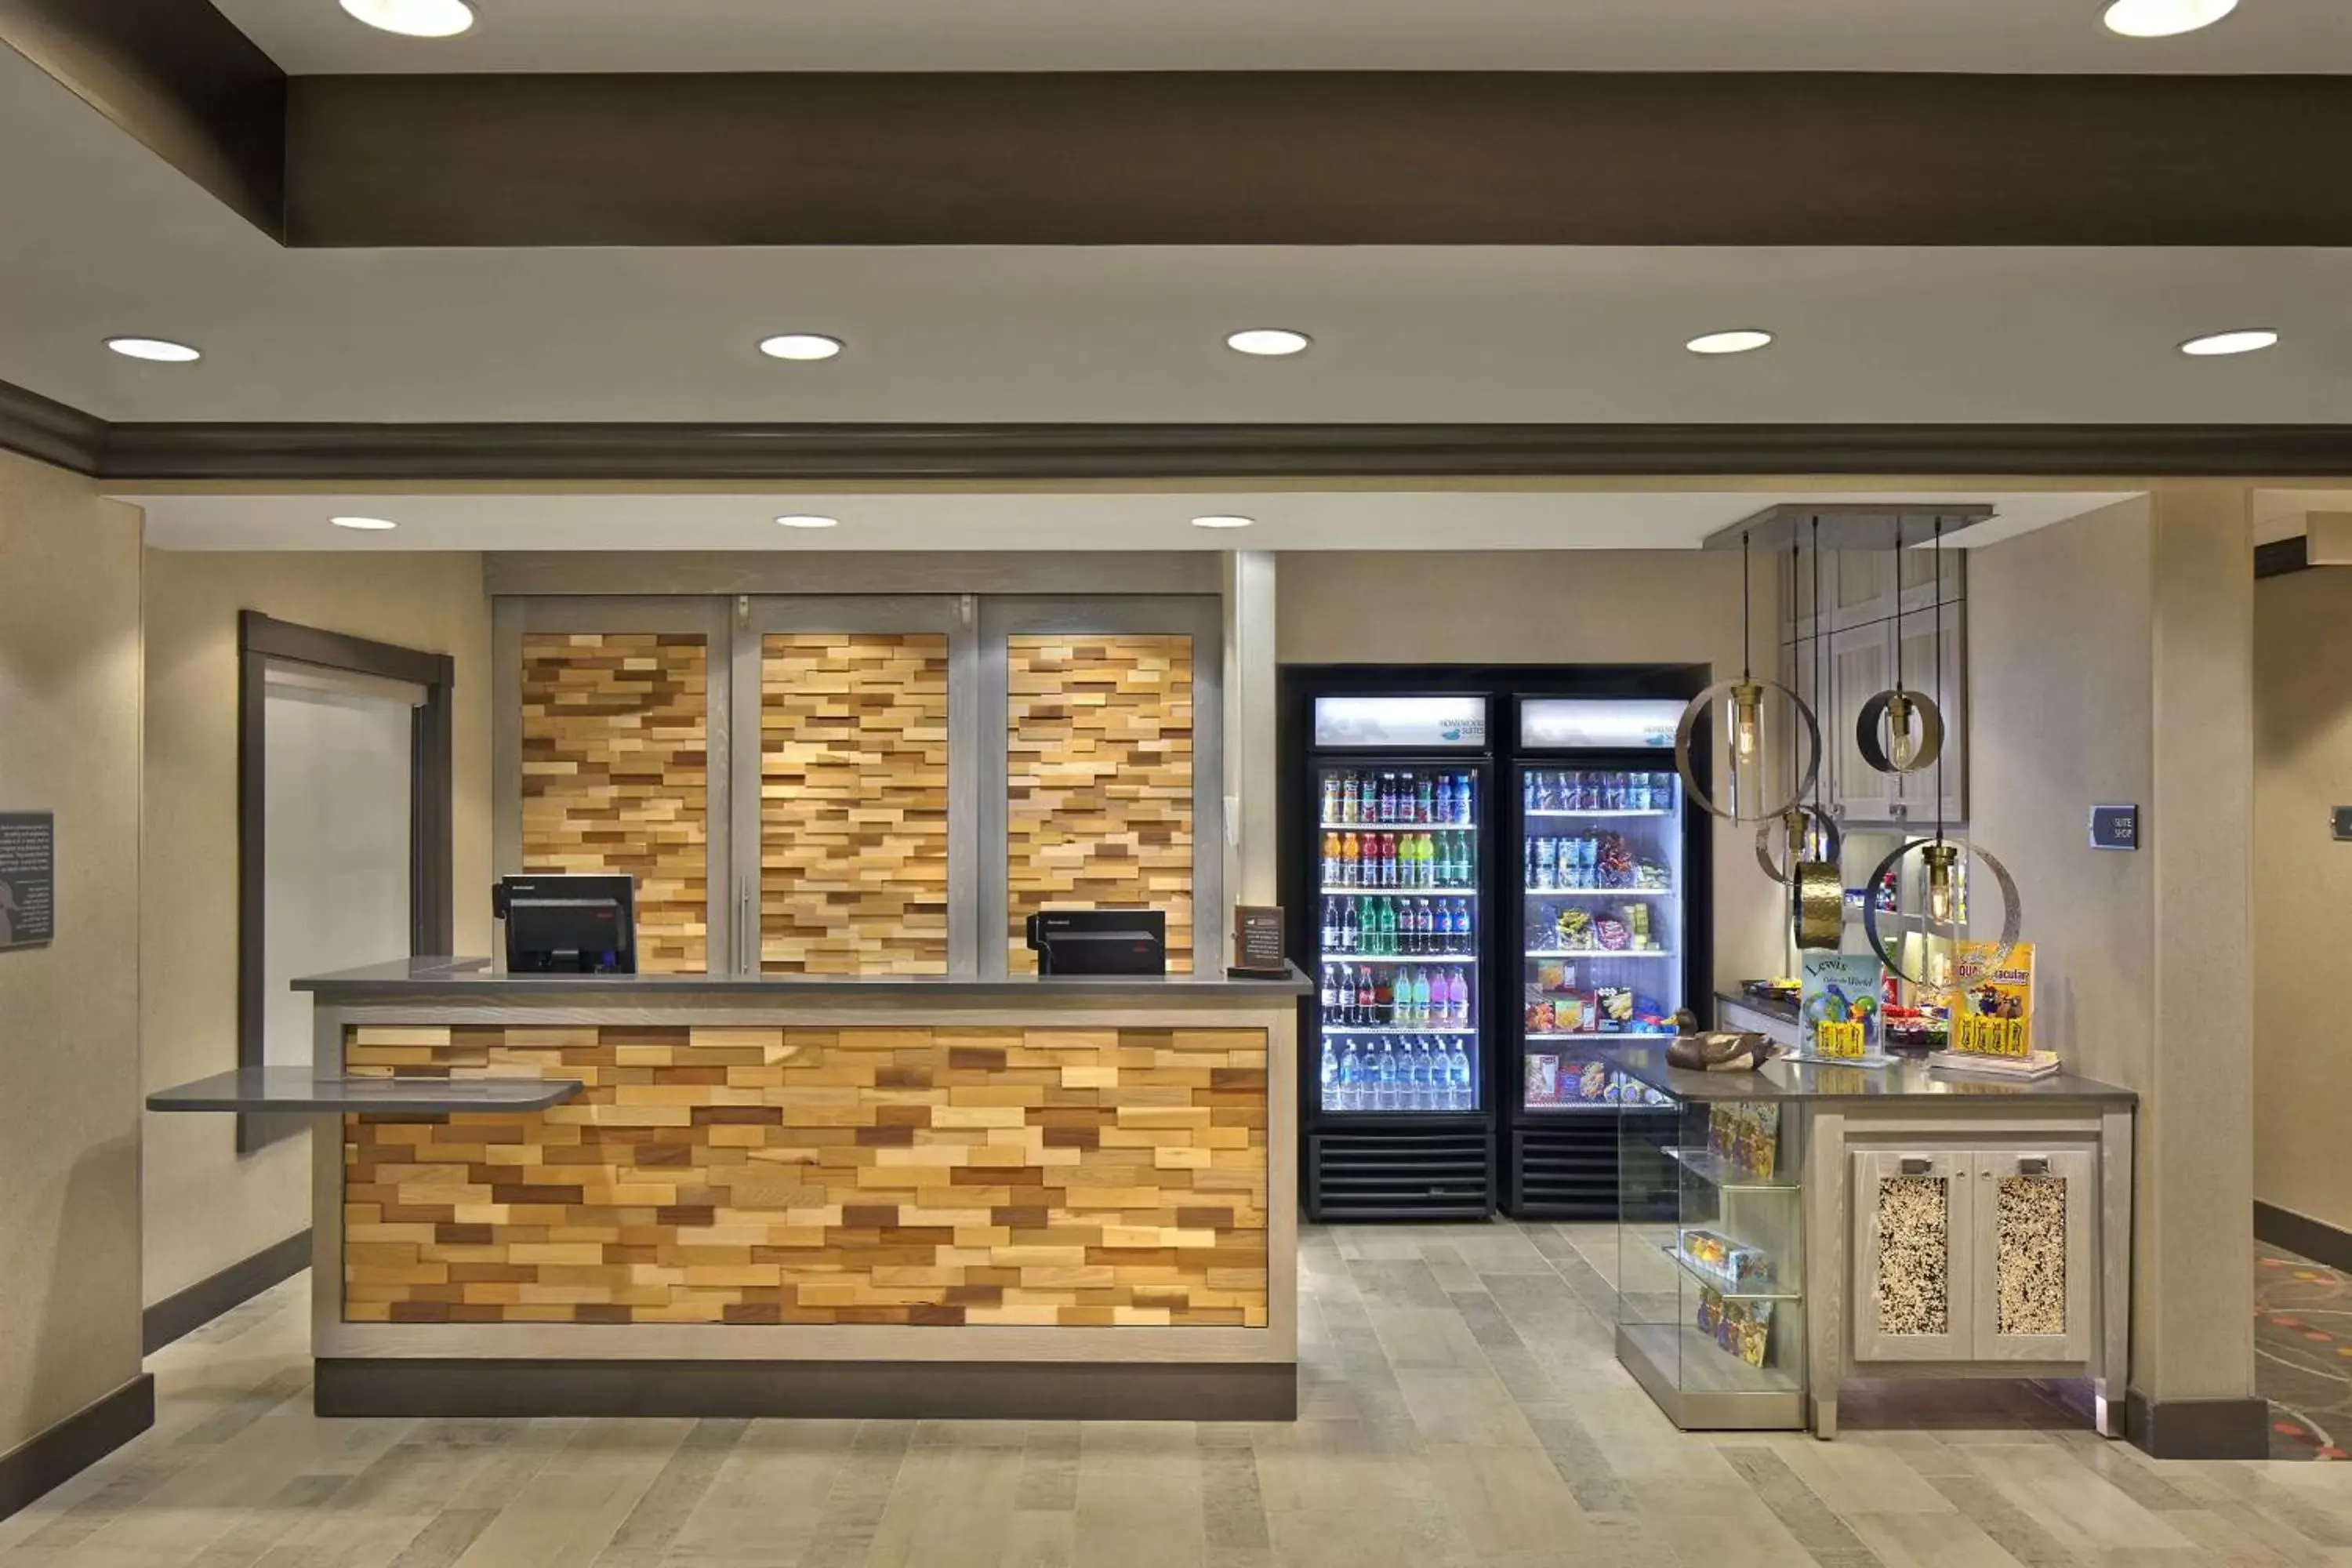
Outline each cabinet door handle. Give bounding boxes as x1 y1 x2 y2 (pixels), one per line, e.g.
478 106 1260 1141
2018 1156 2049 1176
1900 1157 1932 1176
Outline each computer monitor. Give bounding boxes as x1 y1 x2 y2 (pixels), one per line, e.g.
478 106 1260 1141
494 874 637 974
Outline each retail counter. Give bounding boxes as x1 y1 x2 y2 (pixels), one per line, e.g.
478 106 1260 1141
1600 1044 2134 1440
171 959 1308 1421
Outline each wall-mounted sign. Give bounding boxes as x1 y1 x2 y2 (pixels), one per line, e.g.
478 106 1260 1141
0 811 56 949
2089 804 2140 852
2334 807 2352 842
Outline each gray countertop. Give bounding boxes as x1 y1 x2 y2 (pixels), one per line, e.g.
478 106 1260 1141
1602 1042 2136 1105
1717 988 1800 1025
147 1068 586 1115
296 957 1313 1004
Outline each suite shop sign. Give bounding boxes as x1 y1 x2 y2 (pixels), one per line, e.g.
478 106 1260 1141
0 811 55 949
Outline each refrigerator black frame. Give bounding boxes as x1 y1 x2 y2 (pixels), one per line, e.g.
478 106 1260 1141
1279 664 1717 1225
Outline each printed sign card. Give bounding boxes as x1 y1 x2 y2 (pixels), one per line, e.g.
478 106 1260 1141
1799 952 1886 1062
1952 940 2035 1058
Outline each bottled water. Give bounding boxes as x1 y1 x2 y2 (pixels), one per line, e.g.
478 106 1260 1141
1449 1044 1473 1110
1417 1040 1439 1110
1338 1039 1362 1111
1375 1043 1396 1111
1319 1040 1336 1111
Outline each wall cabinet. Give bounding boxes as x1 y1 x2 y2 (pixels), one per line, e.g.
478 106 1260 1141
1781 553 1965 826
1851 1146 2095 1366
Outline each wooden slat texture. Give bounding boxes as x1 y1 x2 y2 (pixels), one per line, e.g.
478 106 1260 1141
1006 634 1194 975
342 1022 1269 1327
760 633 949 976
519 632 709 972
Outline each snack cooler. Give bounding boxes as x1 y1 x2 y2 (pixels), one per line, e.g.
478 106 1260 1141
1279 671 1713 1223
1502 695 1711 1220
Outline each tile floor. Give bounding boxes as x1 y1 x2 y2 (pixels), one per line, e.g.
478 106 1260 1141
7 1221 2352 1567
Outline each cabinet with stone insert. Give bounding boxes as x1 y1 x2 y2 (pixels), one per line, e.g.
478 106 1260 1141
1850 1146 2095 1367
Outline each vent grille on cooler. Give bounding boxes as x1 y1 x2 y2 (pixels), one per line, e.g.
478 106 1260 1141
1508 1113 1680 1220
1309 1131 1493 1220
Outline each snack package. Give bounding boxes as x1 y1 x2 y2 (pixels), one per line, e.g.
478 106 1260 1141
1575 1060 1608 1102
1526 1000 1556 1033
1597 986 1635 1031
1557 993 1591 1033
1679 1229 1774 1289
1556 908 1595 949
1526 1054 1559 1104
1595 917 1632 952
1537 960 1568 991
1628 905 1651 947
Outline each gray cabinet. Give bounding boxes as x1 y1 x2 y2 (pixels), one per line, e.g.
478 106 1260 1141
1780 553 1965 826
1849 1146 2095 1367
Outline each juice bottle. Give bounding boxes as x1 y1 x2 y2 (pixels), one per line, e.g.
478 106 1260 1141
1340 831 1359 887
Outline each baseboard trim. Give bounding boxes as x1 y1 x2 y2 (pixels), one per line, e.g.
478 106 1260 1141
143 1229 312 1355
316 1358 1297 1421
0 1374 155 1523
2125 1389 2272 1460
2255 1200 2352 1274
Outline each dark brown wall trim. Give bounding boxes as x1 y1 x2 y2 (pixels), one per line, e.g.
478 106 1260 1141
2256 1199 2352 1272
2125 1389 2273 1461
316 1358 1297 1421
93 420 2352 481
142 1229 313 1355
0 1374 154 1523
2255 537 2314 579
284 71 2352 249
0 378 107 474
0 0 285 238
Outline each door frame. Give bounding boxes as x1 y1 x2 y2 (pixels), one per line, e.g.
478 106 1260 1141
238 611 455 1151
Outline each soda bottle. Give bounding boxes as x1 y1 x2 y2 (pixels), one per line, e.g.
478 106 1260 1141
1377 895 1397 955
1351 965 1370 1024
1374 772 1392 824
1321 960 1339 1020
1415 773 1435 823
1417 898 1435 956
1370 969 1391 1028
1320 895 1338 952
1334 898 1354 953
1414 967 1433 1026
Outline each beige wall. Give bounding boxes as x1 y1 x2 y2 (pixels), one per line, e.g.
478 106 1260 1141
0 452 145 1454
1969 488 2256 1406
1276 549 1784 989
140 550 492 1305
2253 566 2352 1236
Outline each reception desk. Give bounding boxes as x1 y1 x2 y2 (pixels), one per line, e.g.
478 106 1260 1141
259 959 1307 1420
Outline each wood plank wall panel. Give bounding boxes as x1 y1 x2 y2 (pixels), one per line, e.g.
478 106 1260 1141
342 1022 1268 1327
1006 634 1194 975
760 634 949 975
519 633 709 972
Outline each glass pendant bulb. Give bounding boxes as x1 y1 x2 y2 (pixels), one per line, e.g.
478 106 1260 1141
1728 680 1766 815
1924 842 1959 926
1886 692 1915 770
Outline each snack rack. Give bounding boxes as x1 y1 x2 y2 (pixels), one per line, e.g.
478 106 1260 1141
1616 1091 1808 1430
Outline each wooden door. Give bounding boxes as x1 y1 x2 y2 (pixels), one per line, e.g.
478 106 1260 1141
1968 1149 2096 1364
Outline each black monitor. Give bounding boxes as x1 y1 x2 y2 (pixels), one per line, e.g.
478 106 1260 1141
1024 909 1167 976
494 874 637 974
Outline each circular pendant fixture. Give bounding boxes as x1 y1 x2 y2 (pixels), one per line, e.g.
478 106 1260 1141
1857 688 1945 775
1754 804 1842 887
1859 837 2024 999
1674 677 1822 822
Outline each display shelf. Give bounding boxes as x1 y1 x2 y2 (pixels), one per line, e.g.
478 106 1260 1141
1620 1321 1801 1397
1320 819 1479 831
1663 1244 1800 1302
1322 953 1478 964
1323 1025 1479 1036
1321 885 1479 896
1524 949 1676 960
1662 1146 1795 1191
1526 1031 1675 1042
1525 885 1675 897
1526 809 1674 819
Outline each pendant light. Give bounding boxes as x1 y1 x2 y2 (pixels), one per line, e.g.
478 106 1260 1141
1789 518 1842 951
1756 535 1840 888
1860 517 2022 996
1854 517 1945 779
1675 529 1824 823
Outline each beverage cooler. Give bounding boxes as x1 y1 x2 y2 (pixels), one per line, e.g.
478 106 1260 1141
1290 692 1497 1220
1501 697 1709 1221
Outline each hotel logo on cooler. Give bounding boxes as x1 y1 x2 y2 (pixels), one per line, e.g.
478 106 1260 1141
1952 940 2034 1059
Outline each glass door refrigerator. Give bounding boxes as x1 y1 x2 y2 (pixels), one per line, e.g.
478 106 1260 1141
1503 697 1709 1220
1294 693 1495 1220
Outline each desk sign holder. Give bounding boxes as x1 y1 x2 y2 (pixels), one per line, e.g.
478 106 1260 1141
1229 906 1290 979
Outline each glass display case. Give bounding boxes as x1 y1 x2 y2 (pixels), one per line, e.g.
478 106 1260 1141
1617 1089 1808 1429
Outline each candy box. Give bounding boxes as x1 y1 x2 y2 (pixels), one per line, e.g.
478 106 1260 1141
1595 918 1632 952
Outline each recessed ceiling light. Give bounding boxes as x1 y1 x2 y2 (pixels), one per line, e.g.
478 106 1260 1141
1685 329 1776 356
1225 328 1312 358
105 336 201 363
339 0 476 37
776 514 840 529
758 333 844 361
2102 0 2238 38
330 516 398 531
2179 328 2278 357
1190 514 1257 530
